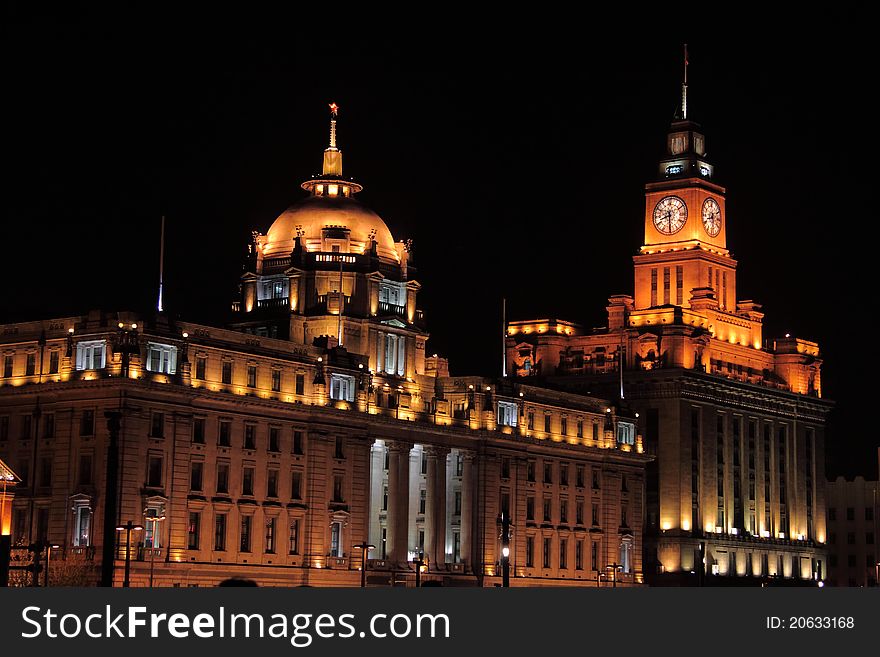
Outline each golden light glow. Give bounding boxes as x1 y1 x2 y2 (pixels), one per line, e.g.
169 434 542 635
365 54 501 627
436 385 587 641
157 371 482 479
681 519 691 531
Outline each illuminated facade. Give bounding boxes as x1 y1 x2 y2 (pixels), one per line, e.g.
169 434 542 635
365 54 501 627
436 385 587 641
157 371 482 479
507 103 831 584
825 474 878 587
0 107 649 587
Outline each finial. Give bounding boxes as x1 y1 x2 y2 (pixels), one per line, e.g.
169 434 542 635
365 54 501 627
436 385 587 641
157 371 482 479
681 44 688 120
328 102 339 150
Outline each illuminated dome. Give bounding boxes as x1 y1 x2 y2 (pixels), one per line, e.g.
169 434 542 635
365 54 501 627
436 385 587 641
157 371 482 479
263 193 399 262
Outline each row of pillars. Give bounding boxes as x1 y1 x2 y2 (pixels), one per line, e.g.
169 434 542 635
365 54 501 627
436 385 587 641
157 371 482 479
384 441 474 569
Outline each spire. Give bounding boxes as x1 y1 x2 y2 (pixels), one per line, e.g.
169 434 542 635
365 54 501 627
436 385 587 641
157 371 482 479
322 102 343 176
681 44 688 120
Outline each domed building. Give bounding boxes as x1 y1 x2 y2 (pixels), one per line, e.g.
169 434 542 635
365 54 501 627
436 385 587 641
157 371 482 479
234 105 426 379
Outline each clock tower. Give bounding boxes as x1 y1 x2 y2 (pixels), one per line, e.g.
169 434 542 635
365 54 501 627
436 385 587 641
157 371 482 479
633 87 736 313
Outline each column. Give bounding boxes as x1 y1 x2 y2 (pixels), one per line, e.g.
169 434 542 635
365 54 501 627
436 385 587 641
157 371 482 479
424 446 449 569
460 450 475 570
386 441 411 565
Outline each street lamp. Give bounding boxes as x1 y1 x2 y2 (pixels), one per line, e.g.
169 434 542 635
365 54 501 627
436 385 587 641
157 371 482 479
148 515 166 587
44 543 61 587
115 521 143 588
413 552 427 588
606 562 624 588
352 541 375 588
500 511 511 587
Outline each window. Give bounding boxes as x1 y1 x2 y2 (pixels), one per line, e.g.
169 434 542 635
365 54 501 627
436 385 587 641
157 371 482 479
247 364 257 388
543 537 552 569
38 457 52 487
271 368 281 392
544 414 551 433
187 512 200 550
291 471 303 500
295 374 305 395
214 514 227 551
75 340 106 370
576 500 584 525
866 507 874 521
560 499 568 523
0 416 8 440
269 427 280 452
216 463 229 494
577 420 583 438
25 353 36 376
619 538 633 573
527 412 534 431
591 541 599 571
267 469 278 498
22 414 32 440
240 515 252 552
592 469 600 489
48 350 59 374
650 268 658 306
501 457 510 479
218 420 231 447
453 532 461 562
73 503 91 547
149 411 164 438
382 486 388 511
2 354 12 378
560 539 568 569
293 431 305 455
561 417 568 436
576 465 585 488
675 265 683 305
221 361 232 384
335 436 345 459
43 413 55 438
330 521 343 557
242 466 255 496
192 418 205 444
543 461 552 484
419 488 427 514
195 356 207 380
329 374 355 402
381 332 406 376
80 410 95 436
526 496 534 521
146 343 177 374
617 421 635 445
289 519 300 554
560 464 569 486
527 460 535 482
846 507 854 521
190 461 203 491
497 401 517 427
147 455 163 487
144 507 164 548
265 517 276 553
526 536 535 567
333 475 344 502
543 497 552 522
78 454 93 485
592 503 599 526
244 424 256 450
576 540 584 570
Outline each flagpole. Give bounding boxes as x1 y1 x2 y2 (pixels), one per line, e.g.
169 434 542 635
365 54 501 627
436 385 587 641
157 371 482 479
157 215 165 312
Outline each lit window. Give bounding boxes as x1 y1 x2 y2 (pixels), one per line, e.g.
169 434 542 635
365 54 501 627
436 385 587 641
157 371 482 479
75 340 106 370
617 421 635 445
497 401 518 427
146 343 177 374
330 373 355 402
330 521 343 557
72 501 92 547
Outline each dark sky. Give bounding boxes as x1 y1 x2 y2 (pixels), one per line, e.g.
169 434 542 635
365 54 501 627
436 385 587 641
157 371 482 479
3 15 876 478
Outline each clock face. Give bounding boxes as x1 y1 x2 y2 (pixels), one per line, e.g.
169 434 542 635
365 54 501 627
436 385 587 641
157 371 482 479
652 196 687 235
702 198 722 237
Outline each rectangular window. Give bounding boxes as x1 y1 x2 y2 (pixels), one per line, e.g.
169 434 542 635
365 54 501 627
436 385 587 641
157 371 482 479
501 457 510 479
329 374 356 401
190 461 203 491
419 488 427 514
561 417 568 436
49 350 59 374
218 420 231 447
216 463 229 494
149 411 165 438
293 431 304 455
576 500 584 525
335 436 345 459
80 410 95 436
269 427 280 452
650 268 658 306
283 519 298 555
543 537 552 569
591 541 598 571
576 465 585 488
147 455 163 487
527 412 534 431
543 497 552 522
526 496 535 521
192 418 205 444
291 470 303 500
188 512 200 550
221 361 232 384
526 536 535 567
214 514 227 550
2 354 12 378
454 489 462 515
663 267 671 304
271 368 281 392
242 466 255 496
75 340 106 370
73 505 91 547
577 420 583 438
543 461 552 484
575 540 584 570
42 413 55 438
544 414 551 433
25 353 36 376
195 356 207 380
592 503 599 526
247 364 257 388
560 499 568 523
330 522 343 557
240 515 252 552
560 463 569 486
38 457 52 487
497 401 518 427
267 469 278 498
295 374 305 395
244 424 256 450
146 343 177 374
333 475 344 503
559 539 568 569
78 454 93 485
0 416 9 440
616 421 635 445
676 265 683 305
527 460 535 482
265 517 276 553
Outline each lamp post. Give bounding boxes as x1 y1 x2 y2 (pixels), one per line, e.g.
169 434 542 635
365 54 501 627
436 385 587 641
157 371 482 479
148 515 166 587
413 552 426 588
115 521 143 588
352 541 375 588
606 562 623 588
500 511 511 588
44 543 61 587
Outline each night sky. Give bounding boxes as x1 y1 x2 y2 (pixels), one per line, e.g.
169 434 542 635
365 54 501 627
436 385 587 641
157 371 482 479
3 16 876 478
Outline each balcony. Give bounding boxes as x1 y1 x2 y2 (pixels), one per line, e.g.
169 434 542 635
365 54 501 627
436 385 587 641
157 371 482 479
257 297 289 310
378 301 406 316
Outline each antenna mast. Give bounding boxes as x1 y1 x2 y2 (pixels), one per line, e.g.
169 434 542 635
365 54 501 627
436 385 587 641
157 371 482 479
681 43 688 120
157 215 166 312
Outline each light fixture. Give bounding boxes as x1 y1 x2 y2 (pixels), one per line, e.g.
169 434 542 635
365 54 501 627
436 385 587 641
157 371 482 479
182 332 188 338
131 323 138 330
118 322 124 329
68 328 74 334
502 546 510 558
